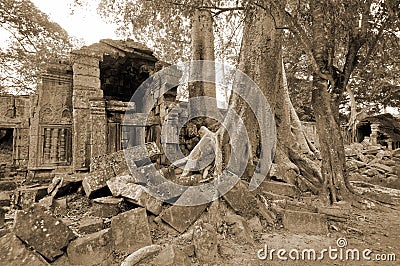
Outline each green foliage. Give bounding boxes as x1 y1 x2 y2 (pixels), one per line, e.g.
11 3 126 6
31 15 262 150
0 0 75 94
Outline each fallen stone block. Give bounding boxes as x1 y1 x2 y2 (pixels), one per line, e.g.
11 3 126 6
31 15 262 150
248 216 263 232
256 198 276 225
0 180 17 191
51 254 71 266
346 160 359 172
91 196 123 218
0 207 5 228
13 205 76 261
159 204 208 233
111 208 152 254
84 145 162 199
106 175 137 196
372 163 393 173
262 191 292 201
282 210 328 235
82 170 114 198
48 176 62 194
0 191 11 207
38 196 54 210
110 149 130 175
181 244 195 257
124 142 162 165
0 233 49 265
123 188 162 216
134 164 167 187
317 206 350 220
48 175 83 198
67 228 112 266
393 165 400 177
269 163 298 184
256 180 299 198
193 222 219 263
149 180 187 203
107 177 162 215
14 186 48 209
91 143 161 175
363 146 382 155
393 148 400 157
222 180 258 219
121 244 161 266
53 198 68 214
224 212 253 243
151 245 190 266
77 217 104 234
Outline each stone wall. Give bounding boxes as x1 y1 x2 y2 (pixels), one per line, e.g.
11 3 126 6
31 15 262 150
28 63 73 176
0 95 30 170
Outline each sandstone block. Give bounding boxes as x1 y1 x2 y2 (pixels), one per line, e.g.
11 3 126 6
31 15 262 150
67 229 111 265
222 180 258 219
91 196 123 218
193 222 219 263
111 208 152 254
282 210 328 235
82 169 114 198
151 245 190 266
107 177 162 215
256 180 299 198
0 233 49 265
159 204 208 233
13 205 76 261
77 217 104 234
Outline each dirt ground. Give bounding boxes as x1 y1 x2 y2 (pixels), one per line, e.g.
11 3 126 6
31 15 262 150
137 181 400 266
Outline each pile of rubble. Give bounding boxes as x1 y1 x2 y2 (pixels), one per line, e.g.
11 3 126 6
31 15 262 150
346 143 400 190
4 143 394 265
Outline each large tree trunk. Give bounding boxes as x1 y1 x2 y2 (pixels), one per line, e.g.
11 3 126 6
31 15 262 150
217 3 320 190
182 2 322 194
312 79 350 203
311 0 350 204
225 3 289 181
189 8 216 119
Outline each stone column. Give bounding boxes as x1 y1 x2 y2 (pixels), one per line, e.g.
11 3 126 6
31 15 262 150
89 98 107 158
59 128 66 162
161 108 180 163
43 128 51 163
72 51 103 171
50 128 59 163
370 123 379 145
387 139 393 150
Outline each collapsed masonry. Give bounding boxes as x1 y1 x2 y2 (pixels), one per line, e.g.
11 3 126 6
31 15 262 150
0 39 187 180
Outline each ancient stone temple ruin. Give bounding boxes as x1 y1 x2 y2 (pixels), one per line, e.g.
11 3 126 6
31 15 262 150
356 113 400 150
0 39 180 179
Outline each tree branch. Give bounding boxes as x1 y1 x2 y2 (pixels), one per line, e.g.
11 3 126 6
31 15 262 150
280 7 334 84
